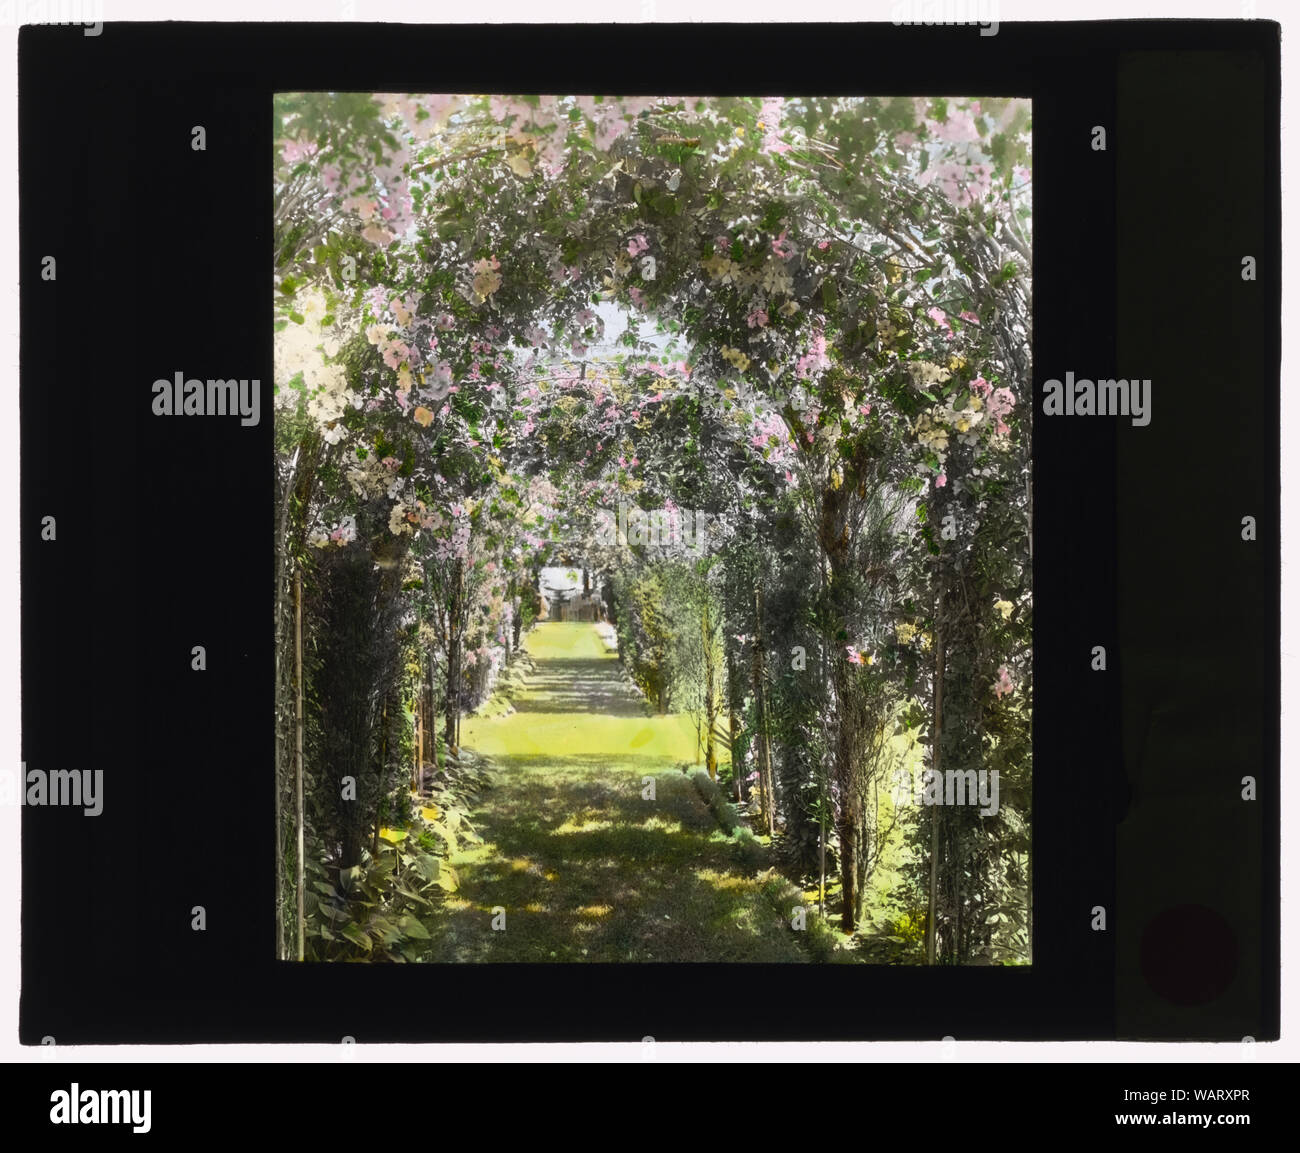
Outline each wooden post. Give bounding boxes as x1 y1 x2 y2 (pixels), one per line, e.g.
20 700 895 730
294 569 306 963
417 685 425 792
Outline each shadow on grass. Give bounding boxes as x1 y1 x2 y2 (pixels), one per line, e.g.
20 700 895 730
424 754 808 963
511 657 650 717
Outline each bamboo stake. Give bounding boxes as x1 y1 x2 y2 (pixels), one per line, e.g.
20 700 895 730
373 700 386 858
454 561 463 750
294 569 305 963
416 692 424 793
273 448 299 964
275 591 285 961
275 762 284 959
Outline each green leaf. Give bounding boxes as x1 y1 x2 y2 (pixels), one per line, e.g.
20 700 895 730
434 870 459 893
413 854 442 882
399 915 431 939
341 923 372 951
426 822 458 853
339 865 362 891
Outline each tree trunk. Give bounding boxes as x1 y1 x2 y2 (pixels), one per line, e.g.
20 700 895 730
835 659 862 931
434 649 444 774
927 581 946 966
703 601 717 780
730 708 742 800
444 635 457 753
414 704 422 792
818 486 862 932
444 559 463 756
819 787 827 919
813 472 866 930
725 638 742 801
752 587 775 836
275 437 321 960
373 697 387 858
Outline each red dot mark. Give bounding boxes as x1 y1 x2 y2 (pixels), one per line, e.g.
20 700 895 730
1140 904 1237 1006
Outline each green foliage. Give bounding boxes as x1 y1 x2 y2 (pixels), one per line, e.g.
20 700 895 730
302 831 455 963
275 91 1033 965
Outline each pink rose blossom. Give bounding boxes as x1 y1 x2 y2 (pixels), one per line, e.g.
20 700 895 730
926 307 953 340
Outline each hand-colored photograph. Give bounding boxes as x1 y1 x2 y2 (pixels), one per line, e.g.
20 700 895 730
273 92 1032 964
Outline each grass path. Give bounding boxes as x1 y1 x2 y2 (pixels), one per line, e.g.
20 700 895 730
425 622 812 962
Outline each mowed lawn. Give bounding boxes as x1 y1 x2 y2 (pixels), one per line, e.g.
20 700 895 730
425 622 811 962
